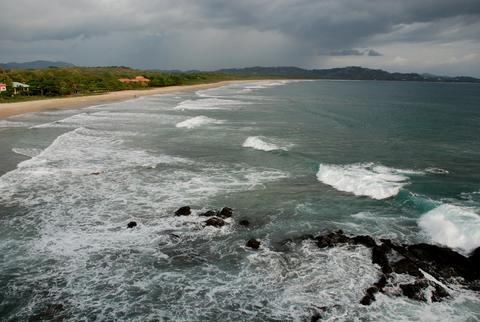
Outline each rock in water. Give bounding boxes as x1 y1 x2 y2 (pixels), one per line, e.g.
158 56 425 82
360 286 379 305
198 210 217 217
219 207 233 218
391 258 422 277
399 279 450 302
246 239 261 249
352 235 377 248
205 217 225 228
371 244 392 274
469 247 480 273
239 219 250 227
175 206 191 216
127 221 137 228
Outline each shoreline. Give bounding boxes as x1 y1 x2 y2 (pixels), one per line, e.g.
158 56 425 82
0 80 255 119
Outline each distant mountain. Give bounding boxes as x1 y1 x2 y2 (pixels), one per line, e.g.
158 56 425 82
0 60 74 69
217 66 480 83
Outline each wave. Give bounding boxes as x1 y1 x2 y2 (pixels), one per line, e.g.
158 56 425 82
0 120 33 128
419 204 480 253
425 167 450 175
242 136 289 152
316 163 412 200
176 116 223 129
174 98 245 110
195 80 295 98
12 147 43 158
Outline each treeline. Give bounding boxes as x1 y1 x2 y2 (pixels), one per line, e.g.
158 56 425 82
0 66 241 101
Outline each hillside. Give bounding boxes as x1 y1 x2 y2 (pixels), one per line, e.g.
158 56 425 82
217 66 480 83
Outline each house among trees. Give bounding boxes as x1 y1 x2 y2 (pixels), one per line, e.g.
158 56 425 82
12 81 30 95
0 83 6 93
118 75 151 83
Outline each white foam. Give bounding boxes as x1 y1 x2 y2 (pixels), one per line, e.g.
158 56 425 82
175 116 223 129
242 136 289 152
11 147 42 158
174 98 245 110
425 167 450 175
419 204 480 252
0 120 32 128
317 163 411 200
31 111 173 129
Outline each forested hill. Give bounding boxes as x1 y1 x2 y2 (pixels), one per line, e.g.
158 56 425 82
217 66 480 83
0 66 246 101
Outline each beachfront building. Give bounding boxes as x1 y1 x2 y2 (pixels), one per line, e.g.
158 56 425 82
0 83 6 93
12 81 30 95
117 76 151 83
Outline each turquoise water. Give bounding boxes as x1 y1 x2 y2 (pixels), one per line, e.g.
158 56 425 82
0 80 480 321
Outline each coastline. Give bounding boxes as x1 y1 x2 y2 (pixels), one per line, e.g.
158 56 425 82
0 80 253 119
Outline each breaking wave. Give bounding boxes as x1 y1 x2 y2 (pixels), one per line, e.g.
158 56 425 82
242 136 289 152
316 163 414 200
174 98 245 110
419 204 480 253
176 116 223 129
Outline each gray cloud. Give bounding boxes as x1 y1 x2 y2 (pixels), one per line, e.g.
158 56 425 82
0 0 479 75
321 49 383 57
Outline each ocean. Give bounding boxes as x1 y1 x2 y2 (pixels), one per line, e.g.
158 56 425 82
0 80 479 321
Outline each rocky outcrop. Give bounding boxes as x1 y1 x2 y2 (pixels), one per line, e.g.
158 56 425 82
239 219 250 227
175 206 191 216
303 230 476 306
205 217 226 228
218 207 233 218
246 239 261 249
198 210 217 217
400 279 449 302
127 221 137 228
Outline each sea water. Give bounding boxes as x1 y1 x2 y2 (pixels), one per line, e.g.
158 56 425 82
0 80 480 321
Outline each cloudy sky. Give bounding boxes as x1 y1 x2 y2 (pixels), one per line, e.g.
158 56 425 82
1 0 479 76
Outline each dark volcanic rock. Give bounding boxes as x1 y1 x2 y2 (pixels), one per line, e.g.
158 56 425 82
218 207 233 218
205 217 225 228
400 279 450 302
469 247 480 269
391 258 422 277
239 219 250 227
315 230 352 248
360 275 390 305
431 283 450 302
405 243 474 280
360 286 379 305
374 275 388 290
246 238 261 249
372 244 392 274
400 279 429 301
198 210 217 217
175 206 191 216
127 221 137 228
353 235 377 248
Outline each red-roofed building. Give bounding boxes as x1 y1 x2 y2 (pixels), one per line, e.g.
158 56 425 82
134 76 150 82
118 76 150 83
118 78 131 83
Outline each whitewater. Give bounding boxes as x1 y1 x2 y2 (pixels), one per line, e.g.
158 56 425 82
0 79 479 321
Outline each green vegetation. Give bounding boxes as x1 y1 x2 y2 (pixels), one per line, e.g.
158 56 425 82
0 66 252 102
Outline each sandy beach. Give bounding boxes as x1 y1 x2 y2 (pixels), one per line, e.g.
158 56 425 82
0 80 250 119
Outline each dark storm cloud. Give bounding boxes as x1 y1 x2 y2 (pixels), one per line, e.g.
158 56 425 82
320 49 383 57
2 0 480 46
